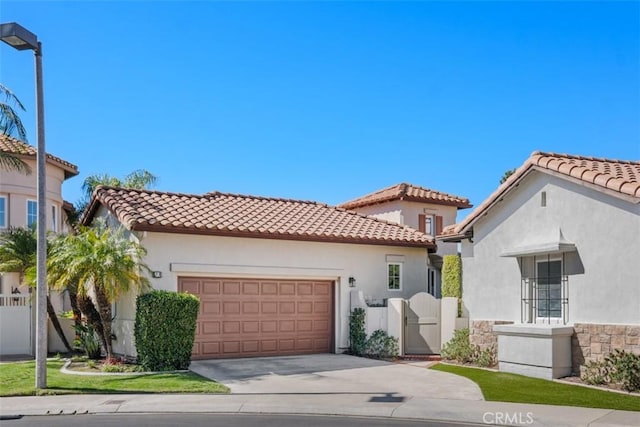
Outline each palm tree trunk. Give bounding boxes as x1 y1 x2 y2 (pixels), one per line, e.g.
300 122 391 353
76 294 107 356
66 286 82 332
46 296 73 353
94 286 114 359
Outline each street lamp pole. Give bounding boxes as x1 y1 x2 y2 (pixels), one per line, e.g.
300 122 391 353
0 22 48 389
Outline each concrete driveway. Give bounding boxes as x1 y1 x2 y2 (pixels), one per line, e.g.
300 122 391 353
190 354 483 401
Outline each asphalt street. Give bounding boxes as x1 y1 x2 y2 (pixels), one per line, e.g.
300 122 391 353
1 413 491 427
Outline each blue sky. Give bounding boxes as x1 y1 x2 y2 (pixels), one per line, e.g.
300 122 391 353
1 1 638 221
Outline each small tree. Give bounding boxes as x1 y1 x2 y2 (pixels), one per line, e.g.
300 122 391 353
48 221 151 358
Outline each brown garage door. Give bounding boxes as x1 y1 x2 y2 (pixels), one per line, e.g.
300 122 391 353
178 277 334 359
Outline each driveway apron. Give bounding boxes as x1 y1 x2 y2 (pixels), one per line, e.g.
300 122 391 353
189 354 483 401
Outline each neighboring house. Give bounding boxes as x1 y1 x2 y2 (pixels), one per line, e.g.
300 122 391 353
339 183 471 297
0 133 79 355
440 151 639 378
82 186 436 359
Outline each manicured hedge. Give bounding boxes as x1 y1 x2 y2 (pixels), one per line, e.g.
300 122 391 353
442 254 462 298
135 290 200 371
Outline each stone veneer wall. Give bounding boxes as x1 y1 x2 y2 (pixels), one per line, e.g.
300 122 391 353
572 323 640 374
470 320 514 352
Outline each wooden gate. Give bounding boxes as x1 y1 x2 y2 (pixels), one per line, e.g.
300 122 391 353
404 292 441 354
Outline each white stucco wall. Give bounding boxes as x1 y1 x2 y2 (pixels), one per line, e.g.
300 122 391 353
461 172 640 326
99 204 431 356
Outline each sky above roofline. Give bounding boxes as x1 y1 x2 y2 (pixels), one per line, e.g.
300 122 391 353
1 1 638 223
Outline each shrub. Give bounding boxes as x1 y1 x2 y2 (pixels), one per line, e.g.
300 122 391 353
441 328 474 363
349 308 366 356
473 345 496 368
441 255 462 298
74 321 101 359
581 350 640 392
364 329 399 359
582 359 609 385
606 350 640 392
441 328 496 367
135 290 200 371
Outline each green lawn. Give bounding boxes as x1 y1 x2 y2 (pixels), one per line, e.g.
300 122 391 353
431 363 640 412
0 359 229 397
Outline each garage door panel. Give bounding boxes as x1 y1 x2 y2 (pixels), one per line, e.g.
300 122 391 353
202 301 220 315
243 301 259 314
223 301 241 315
279 339 295 351
314 301 329 314
279 301 295 314
314 282 331 295
202 321 220 334
314 319 329 332
297 320 312 332
261 320 277 333
223 281 241 295
222 321 240 334
202 280 221 294
243 321 259 333
279 283 296 295
279 320 295 332
180 277 333 359
262 302 278 314
297 301 313 313
261 340 278 352
261 282 278 295
181 279 200 294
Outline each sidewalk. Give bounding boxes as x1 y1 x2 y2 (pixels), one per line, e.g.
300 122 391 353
1 392 638 426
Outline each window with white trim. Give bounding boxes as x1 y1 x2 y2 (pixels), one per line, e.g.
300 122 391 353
27 200 37 228
0 196 6 228
387 263 402 290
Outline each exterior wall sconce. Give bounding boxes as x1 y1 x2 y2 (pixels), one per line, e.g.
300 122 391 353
348 277 356 287
152 271 162 279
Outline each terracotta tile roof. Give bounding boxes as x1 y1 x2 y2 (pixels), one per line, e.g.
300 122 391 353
0 133 79 178
439 151 640 241
84 186 436 249
339 183 472 210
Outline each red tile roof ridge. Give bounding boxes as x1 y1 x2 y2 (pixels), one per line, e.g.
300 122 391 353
94 185 203 199
438 150 639 241
339 182 472 209
0 133 78 177
530 150 640 165
205 190 325 206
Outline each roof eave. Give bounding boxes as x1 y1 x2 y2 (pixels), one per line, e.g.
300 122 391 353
130 222 436 249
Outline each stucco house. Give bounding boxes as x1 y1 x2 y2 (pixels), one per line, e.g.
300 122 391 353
83 187 436 358
339 183 471 298
0 133 79 355
439 151 640 379
83 186 444 359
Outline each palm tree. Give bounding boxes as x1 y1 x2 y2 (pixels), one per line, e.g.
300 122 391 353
76 170 157 214
48 221 151 358
0 84 31 174
0 227 73 352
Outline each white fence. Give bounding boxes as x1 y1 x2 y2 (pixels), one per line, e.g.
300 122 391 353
0 294 32 355
350 290 468 355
